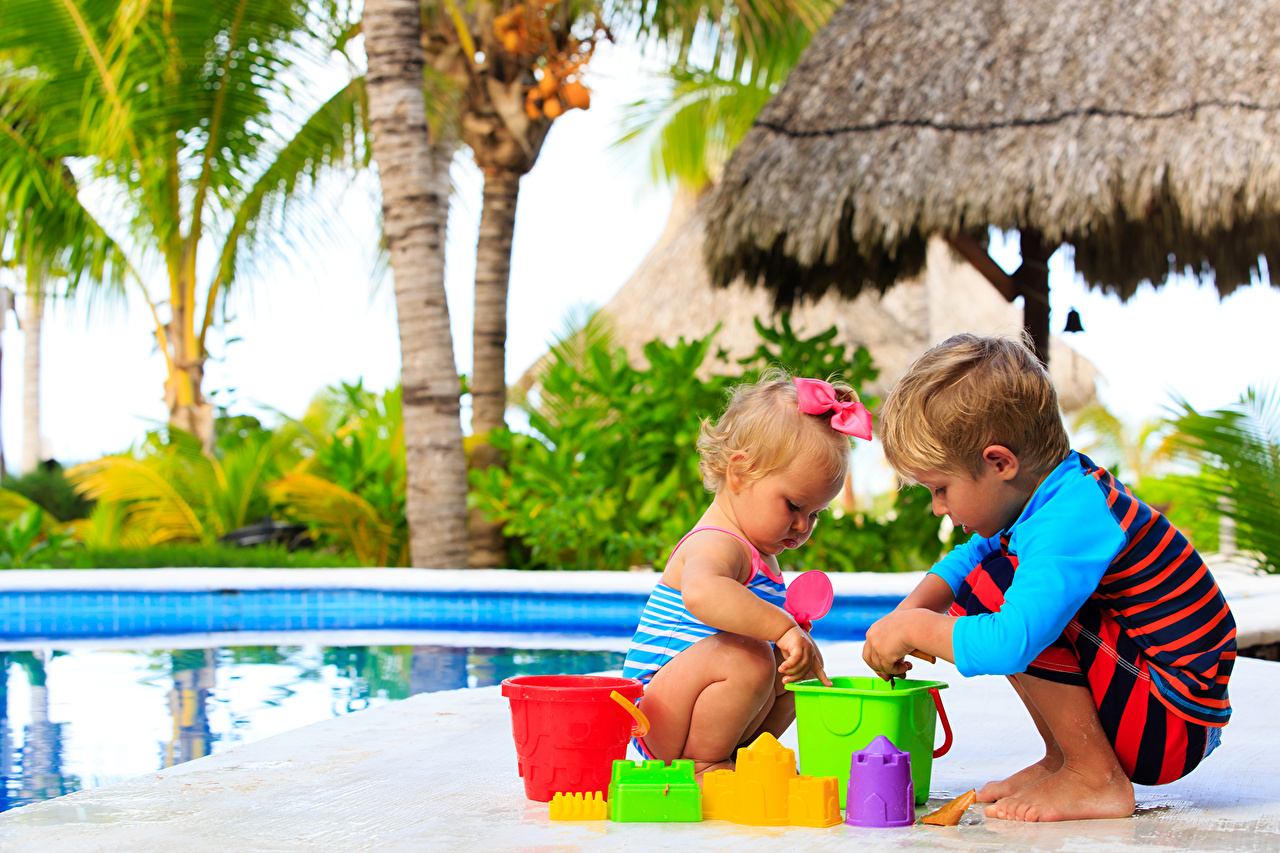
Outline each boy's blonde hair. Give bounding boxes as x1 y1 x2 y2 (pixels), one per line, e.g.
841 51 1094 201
880 333 1070 482
698 368 856 492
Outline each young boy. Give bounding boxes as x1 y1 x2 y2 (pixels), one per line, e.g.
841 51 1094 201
863 334 1235 823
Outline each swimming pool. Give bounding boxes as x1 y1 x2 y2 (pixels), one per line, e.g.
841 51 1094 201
0 567 915 814
0 568 907 641
0 640 627 813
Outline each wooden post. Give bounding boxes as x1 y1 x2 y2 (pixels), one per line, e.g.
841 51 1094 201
1011 229 1056 366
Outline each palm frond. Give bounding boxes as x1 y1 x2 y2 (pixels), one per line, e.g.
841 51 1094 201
66 500 152 550
267 471 396 566
616 68 772 189
206 76 371 325
1171 385 1280 572
66 436 217 544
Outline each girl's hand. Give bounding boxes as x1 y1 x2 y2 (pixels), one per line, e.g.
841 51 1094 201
777 626 832 686
862 610 916 680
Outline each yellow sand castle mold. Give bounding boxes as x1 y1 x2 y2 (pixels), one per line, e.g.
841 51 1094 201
701 732 840 827
548 791 607 821
787 775 842 828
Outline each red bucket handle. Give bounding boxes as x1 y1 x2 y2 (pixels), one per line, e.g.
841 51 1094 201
930 688 953 758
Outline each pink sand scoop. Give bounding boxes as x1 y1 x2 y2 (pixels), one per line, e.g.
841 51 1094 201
784 570 834 623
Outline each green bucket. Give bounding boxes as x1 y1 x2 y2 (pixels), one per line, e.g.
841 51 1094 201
786 676 951 806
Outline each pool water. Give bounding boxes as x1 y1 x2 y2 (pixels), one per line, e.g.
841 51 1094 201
0 643 625 813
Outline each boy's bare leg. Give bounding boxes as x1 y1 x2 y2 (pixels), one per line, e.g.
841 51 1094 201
977 674 1064 802
986 674 1135 822
637 632 777 775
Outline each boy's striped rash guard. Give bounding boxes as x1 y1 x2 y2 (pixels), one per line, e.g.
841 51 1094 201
932 451 1234 727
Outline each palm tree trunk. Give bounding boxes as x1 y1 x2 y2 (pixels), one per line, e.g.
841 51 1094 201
364 0 469 569
468 169 520 568
21 281 42 473
165 318 214 453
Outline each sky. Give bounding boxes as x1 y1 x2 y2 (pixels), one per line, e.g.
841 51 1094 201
2 40 1278 475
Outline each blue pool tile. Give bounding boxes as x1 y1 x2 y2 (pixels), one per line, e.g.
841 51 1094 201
0 589 895 640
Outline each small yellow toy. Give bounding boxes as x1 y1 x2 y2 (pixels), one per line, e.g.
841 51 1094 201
548 791 607 821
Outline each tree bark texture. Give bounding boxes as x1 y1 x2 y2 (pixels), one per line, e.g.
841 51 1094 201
364 0 469 569
22 283 42 473
467 170 521 568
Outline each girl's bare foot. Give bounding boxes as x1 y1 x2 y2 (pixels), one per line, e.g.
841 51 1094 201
984 765 1135 822
976 755 1063 802
693 759 734 781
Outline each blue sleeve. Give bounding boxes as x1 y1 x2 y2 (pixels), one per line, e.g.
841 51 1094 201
950 482 1128 677
930 532 1000 593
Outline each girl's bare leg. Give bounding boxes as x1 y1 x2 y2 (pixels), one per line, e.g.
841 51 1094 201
985 675 1134 822
637 632 777 774
734 646 796 748
977 674 1064 802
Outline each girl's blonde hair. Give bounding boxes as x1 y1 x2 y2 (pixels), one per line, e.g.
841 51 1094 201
880 333 1070 482
697 368 857 492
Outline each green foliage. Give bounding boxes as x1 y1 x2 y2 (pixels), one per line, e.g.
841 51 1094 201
45 543 351 569
472 330 727 570
0 507 87 569
1170 387 1280 573
0 0 367 421
1070 401 1175 488
471 313 944 571
737 314 879 406
1 463 95 522
612 0 840 192
793 486 956 574
67 423 293 547
48 387 408 567
269 382 408 566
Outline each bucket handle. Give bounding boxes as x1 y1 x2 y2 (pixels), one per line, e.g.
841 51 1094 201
930 688 953 758
610 690 650 737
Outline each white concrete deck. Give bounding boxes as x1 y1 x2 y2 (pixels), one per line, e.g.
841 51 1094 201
1 557 1277 852
2 641 1277 853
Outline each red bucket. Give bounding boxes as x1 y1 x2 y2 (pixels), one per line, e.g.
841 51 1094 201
500 674 645 802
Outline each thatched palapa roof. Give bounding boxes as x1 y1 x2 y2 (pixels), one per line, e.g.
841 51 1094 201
521 197 1099 412
704 0 1280 306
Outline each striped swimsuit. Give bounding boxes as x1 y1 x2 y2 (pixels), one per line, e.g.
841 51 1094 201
623 526 787 685
940 451 1234 785
622 527 787 756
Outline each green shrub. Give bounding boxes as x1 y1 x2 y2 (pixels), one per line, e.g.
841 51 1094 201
793 485 957 573
0 507 88 568
471 314 949 571
1170 387 1280 572
269 382 408 566
46 543 353 569
2 463 94 522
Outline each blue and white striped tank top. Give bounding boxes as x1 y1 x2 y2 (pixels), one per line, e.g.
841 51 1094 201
621 527 788 685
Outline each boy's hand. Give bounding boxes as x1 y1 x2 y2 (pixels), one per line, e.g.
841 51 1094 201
862 610 918 679
777 625 832 686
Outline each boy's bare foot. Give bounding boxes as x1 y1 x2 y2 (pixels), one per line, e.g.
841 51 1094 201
976 755 1063 802
984 765 1135 822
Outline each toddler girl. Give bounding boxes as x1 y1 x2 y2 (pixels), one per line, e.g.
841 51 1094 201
621 370 873 774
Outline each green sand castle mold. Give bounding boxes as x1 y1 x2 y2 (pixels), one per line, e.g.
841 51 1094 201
607 759 702 822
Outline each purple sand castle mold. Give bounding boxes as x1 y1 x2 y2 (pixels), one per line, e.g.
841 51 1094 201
845 735 914 827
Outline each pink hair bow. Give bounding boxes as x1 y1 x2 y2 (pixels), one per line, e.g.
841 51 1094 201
795 378 874 440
